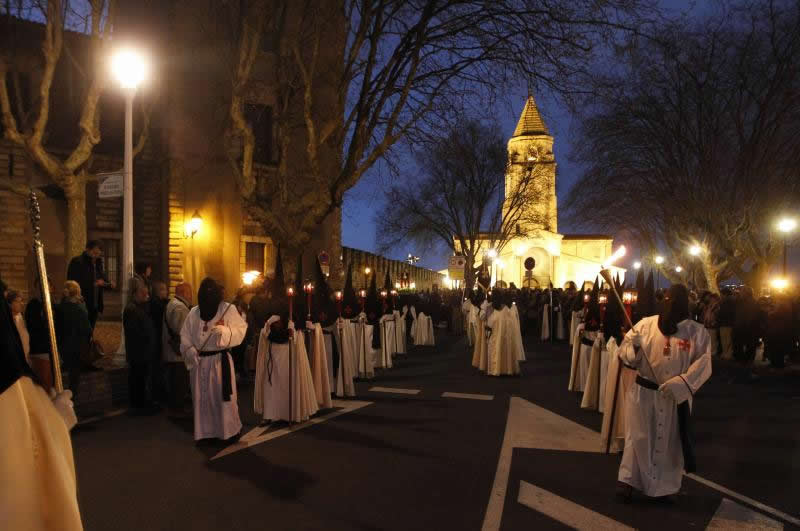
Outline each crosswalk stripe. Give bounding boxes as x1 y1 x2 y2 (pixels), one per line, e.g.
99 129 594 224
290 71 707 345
442 392 494 401
368 386 420 395
517 480 634 530
706 498 783 529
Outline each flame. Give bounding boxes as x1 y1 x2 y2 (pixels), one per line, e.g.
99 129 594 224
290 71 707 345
602 245 626 269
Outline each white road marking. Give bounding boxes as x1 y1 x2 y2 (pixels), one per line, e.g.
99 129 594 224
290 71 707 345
239 425 268 443
211 400 372 460
483 397 798 530
368 386 420 395
517 480 634 531
482 397 600 531
688 474 799 527
442 392 494 401
706 498 783 530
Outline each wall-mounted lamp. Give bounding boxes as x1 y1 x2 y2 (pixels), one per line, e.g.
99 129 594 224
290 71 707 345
186 210 203 238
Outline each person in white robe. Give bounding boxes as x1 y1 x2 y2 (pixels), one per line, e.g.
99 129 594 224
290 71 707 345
540 302 551 341
305 322 332 409
1 290 82 531
355 313 376 378
378 311 396 367
568 294 603 393
414 311 435 346
395 306 407 354
472 296 491 371
255 315 319 423
616 284 712 500
486 293 522 376
462 297 475 346
180 278 247 441
333 317 358 396
580 333 605 409
510 302 526 362
600 336 636 453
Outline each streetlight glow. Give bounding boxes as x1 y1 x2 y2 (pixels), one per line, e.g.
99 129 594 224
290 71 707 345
633 261 642 270
675 265 683 273
487 249 497 259
655 255 665 265
771 277 789 290
689 245 701 256
111 48 148 89
777 218 797 233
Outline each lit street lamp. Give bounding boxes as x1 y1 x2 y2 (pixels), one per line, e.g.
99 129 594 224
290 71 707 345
654 255 664 265
777 217 796 276
112 47 148 361
675 265 683 273
633 261 641 270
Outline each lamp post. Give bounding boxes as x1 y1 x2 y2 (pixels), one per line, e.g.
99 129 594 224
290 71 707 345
777 218 796 276
112 47 147 361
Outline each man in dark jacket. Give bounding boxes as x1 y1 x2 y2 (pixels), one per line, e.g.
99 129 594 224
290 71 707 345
123 276 159 414
66 240 112 329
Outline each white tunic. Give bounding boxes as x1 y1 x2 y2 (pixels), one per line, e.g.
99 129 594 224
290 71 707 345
580 333 605 410
472 301 491 371
180 302 247 441
414 312 435 346
378 314 397 367
462 300 475 346
600 338 636 453
510 304 525 361
617 316 712 497
305 323 332 409
355 315 376 379
254 318 319 423
333 318 357 397
487 307 521 376
541 304 550 341
568 325 600 392
394 310 407 354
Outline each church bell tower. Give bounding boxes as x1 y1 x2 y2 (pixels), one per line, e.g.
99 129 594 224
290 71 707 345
505 94 557 233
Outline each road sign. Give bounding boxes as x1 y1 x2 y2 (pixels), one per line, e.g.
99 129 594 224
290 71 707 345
448 255 466 280
97 171 123 199
524 257 536 271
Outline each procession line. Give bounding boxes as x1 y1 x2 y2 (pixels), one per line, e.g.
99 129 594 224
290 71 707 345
211 400 372 460
368 386 421 395
441 392 494 401
517 480 634 531
687 474 799 527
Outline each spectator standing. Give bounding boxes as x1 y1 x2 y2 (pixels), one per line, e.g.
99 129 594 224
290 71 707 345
57 281 92 397
25 278 56 389
7 291 30 364
149 281 169 403
717 287 736 360
123 277 159 414
733 286 760 381
66 240 111 330
163 282 193 418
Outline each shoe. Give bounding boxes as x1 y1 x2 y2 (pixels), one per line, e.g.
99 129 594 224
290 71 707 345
615 482 633 504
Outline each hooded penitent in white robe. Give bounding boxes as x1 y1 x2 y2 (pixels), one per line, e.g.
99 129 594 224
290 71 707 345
569 310 583 346
617 316 712 497
255 317 319 423
568 326 601 392
462 299 475 346
409 306 418 339
472 301 491 371
580 332 606 410
305 323 332 409
510 304 526 362
600 337 636 453
355 315 375 378
394 309 407 354
180 302 247 441
333 318 357 397
487 307 521 376
378 314 397 368
414 312 435 346
541 304 550 341
0 377 83 531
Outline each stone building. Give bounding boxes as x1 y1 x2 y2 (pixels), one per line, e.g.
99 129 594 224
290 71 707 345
455 95 624 288
0 3 442 316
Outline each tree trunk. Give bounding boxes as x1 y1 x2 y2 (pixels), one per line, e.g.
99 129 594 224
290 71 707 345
464 254 476 291
64 178 87 264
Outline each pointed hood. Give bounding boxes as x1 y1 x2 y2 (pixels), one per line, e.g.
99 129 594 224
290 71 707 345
365 271 380 324
273 245 286 301
342 263 359 319
313 257 336 326
512 94 549 137
604 279 624 344
383 269 394 313
585 277 602 331
572 283 586 312
293 253 306 328
643 270 656 317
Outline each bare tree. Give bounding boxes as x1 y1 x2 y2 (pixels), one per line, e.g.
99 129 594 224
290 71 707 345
563 0 800 291
222 0 653 252
375 119 550 288
0 0 151 259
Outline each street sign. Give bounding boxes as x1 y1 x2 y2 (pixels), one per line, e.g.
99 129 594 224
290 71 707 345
448 255 466 280
524 257 536 271
97 171 123 199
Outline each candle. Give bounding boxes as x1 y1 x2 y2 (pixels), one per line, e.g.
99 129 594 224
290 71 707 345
304 283 314 320
287 287 294 321
335 290 343 317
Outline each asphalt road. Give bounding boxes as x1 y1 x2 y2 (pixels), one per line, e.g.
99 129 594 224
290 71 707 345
72 330 800 530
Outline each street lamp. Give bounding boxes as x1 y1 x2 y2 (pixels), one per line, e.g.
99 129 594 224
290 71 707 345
777 217 796 276
111 47 148 362
689 245 701 256
654 255 664 265
770 277 789 291
633 261 642 270
675 265 683 273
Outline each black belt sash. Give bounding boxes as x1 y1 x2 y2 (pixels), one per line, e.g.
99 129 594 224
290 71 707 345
635 375 697 473
580 336 595 347
199 349 233 402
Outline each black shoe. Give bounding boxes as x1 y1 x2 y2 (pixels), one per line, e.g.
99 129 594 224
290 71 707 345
615 482 633 504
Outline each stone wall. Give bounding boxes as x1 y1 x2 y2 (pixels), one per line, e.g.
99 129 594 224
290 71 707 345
0 141 30 297
342 247 444 292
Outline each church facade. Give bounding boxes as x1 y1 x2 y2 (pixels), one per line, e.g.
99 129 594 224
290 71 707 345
455 96 623 289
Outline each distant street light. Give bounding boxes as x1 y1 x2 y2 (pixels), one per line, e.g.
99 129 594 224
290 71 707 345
770 277 789 291
777 217 796 276
633 261 642 270
675 265 683 273
487 249 497 259
654 255 664 265
112 47 148 362
689 245 701 256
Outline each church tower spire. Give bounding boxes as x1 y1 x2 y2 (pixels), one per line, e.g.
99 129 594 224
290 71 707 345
505 94 557 233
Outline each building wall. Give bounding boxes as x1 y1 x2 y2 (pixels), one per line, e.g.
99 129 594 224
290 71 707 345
342 247 444 292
